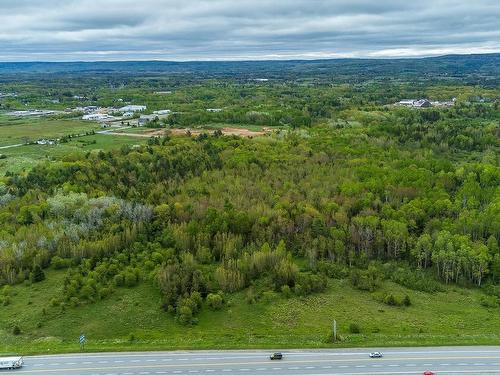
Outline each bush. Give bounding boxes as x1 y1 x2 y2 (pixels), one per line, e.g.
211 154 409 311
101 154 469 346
177 305 193 325
245 288 257 304
480 295 499 308
206 293 224 310
350 269 379 292
390 267 442 293
51 256 71 270
384 294 397 306
31 265 45 283
349 323 360 334
281 285 292 298
402 295 411 306
294 273 327 296
317 261 349 279
113 274 125 287
124 272 138 287
12 325 21 335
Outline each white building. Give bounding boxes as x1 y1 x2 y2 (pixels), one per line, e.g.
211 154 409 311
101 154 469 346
206 108 222 112
82 113 116 121
119 105 146 112
398 99 416 106
153 109 171 115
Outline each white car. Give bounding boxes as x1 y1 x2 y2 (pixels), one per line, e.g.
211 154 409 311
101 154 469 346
369 352 383 358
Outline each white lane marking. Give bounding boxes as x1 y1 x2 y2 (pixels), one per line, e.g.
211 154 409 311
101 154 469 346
114 360 124 363
147 359 158 362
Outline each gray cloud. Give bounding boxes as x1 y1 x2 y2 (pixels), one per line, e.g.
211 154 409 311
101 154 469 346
0 0 498 61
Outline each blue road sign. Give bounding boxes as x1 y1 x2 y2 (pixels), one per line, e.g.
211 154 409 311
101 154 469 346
79 335 85 344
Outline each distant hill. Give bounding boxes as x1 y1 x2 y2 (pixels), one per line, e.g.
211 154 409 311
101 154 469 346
0 54 498 84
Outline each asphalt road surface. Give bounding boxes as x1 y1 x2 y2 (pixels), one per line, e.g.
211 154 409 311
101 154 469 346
9 347 500 375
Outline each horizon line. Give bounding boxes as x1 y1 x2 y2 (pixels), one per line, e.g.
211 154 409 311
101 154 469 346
1 52 499 64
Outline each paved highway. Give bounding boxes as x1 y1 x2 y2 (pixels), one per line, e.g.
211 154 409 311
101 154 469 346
10 347 500 375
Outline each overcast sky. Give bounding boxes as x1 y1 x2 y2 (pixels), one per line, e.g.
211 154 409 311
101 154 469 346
0 0 499 61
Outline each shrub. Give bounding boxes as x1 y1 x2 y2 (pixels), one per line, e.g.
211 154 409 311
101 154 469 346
124 272 138 287
349 323 360 334
177 305 193 325
480 295 499 308
12 325 21 335
31 265 45 283
384 294 397 306
350 269 379 292
281 285 292 298
294 273 327 296
113 274 125 287
390 267 442 293
402 295 411 306
245 288 257 304
317 261 349 279
206 293 224 310
80 285 95 300
51 256 71 270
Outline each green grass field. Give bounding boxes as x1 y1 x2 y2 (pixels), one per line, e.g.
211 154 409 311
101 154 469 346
0 134 147 175
1 270 499 355
0 115 100 147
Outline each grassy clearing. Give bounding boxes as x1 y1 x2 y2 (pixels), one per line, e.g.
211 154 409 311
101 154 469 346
0 134 147 175
1 270 499 355
0 115 99 147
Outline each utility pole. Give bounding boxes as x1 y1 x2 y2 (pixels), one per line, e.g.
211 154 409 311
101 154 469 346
333 319 337 342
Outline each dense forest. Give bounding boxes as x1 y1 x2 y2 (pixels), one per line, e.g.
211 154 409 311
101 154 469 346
0 87 499 325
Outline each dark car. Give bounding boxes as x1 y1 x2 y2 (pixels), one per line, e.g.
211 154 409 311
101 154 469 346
270 353 283 360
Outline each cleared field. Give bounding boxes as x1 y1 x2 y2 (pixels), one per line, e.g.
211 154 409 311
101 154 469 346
0 270 498 354
0 134 147 175
0 115 100 147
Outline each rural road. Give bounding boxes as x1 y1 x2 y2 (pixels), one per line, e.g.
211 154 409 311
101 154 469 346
11 347 500 374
